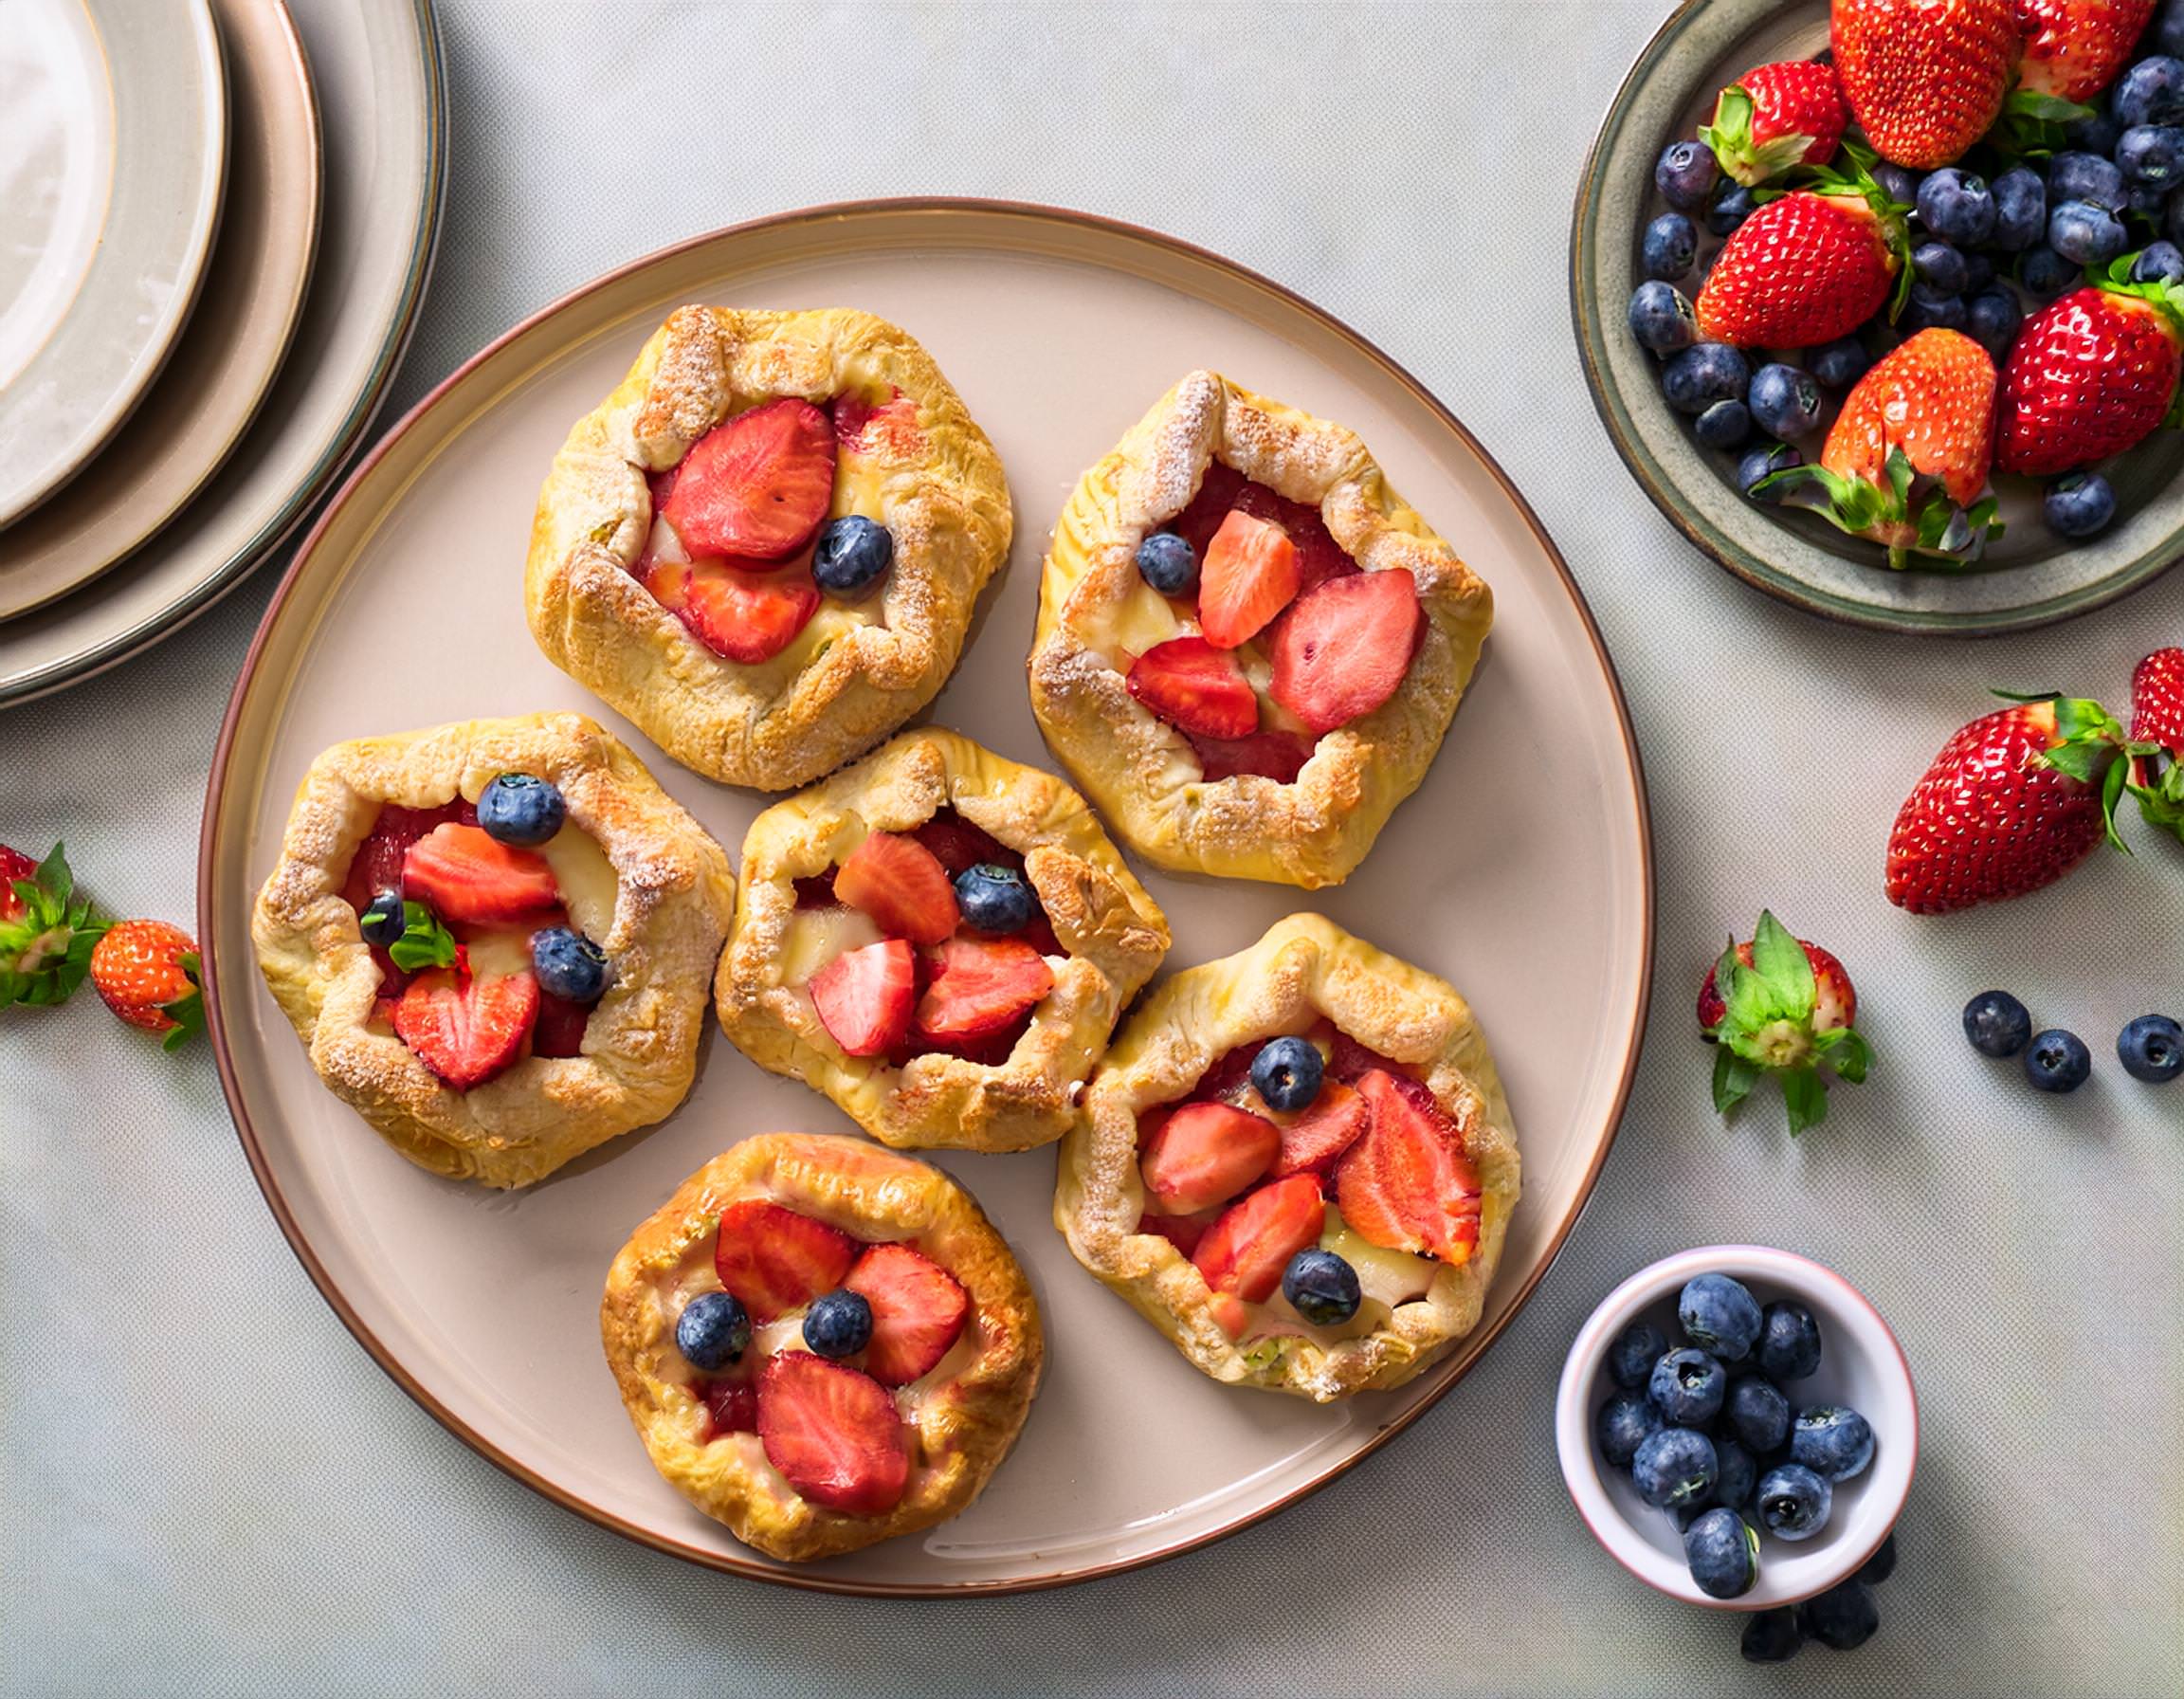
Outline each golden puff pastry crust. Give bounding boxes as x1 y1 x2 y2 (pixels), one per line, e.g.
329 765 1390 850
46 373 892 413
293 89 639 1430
1054 913 1520 1401
525 305 1012 792
601 1133 1044 1562
251 713 736 1189
1028 370 1493 888
716 726 1171 1154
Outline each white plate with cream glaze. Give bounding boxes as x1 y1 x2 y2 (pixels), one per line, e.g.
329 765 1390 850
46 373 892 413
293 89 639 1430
0 0 321 622
0 0 442 704
199 201 1655 1596
0 0 228 527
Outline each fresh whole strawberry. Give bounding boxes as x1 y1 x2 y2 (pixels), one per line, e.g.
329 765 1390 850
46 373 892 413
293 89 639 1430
1694 165 1910 349
1995 265 2184 476
87 918 204 1050
2126 646 2184 837
1698 912 1870 1136
1885 694 2132 913
2016 0 2156 102
1761 328 2001 568
1831 0 2023 169
1699 60 1850 185
0 843 106 1010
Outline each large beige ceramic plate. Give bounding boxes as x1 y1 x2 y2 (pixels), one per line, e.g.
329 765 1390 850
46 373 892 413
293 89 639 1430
199 202 1654 1596
0 0 442 704
0 0 227 526
0 0 321 621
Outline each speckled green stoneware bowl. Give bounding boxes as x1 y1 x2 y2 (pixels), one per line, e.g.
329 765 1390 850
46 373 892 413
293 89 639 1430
1571 0 2184 635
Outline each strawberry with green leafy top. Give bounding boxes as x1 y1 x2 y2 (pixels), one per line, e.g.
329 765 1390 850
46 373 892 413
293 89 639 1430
1701 911 1871 1136
0 844 107 1010
1699 60 1849 186
2126 647 2184 838
1694 157 1911 349
89 919 204 1050
1995 260 2184 476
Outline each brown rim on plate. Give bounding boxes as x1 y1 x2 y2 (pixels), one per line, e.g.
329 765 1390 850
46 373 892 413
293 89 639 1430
197 197 1656 1597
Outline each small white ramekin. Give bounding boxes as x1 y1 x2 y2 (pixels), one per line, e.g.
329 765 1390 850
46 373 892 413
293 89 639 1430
1555 1244 1917 1610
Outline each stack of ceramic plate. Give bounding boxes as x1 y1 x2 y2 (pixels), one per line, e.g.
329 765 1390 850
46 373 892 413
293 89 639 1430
0 0 446 704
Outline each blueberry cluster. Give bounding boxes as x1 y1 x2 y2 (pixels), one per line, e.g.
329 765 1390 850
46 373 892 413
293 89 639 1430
1962 990 2182 1092
1631 15 2184 544
1594 1274 1879 1606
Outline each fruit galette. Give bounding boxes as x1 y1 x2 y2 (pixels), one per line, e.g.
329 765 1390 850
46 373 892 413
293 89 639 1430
1027 370 1493 888
1054 913 1520 1400
252 714 735 1188
526 305 1012 792
715 726 1171 1153
601 1132 1043 1562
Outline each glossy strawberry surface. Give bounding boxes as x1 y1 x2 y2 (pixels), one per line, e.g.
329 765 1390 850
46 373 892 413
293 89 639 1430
1695 192 1897 348
1995 287 2183 476
1831 0 2021 168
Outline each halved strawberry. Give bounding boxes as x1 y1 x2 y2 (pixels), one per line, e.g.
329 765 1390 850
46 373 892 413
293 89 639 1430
913 935 1054 1044
400 824 559 928
1267 569 1423 735
1337 1069 1482 1266
341 802 474 918
530 989 591 1058
662 397 836 560
1172 466 1356 594
845 1242 969 1386
810 938 917 1057
1198 509 1300 649
830 387 924 458
1186 728 1316 783
1192 1173 1326 1320
1138 1210 1214 1256
699 1376 758 1438
713 1199 858 1323
910 812 1018 876
1138 1102 1281 1215
835 831 959 945
1126 637 1257 740
650 556 821 664
1269 1080 1370 1178
756 1352 909 1517
391 969 540 1090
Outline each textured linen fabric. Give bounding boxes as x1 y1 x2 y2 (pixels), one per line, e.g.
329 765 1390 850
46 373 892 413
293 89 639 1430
5 2 2182 1694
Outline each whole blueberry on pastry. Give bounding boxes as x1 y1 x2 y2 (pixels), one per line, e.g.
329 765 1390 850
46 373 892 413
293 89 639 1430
1027 370 1494 888
251 714 735 1188
601 1132 1042 1562
525 305 1011 792
1055 913 1520 1401
715 726 1170 1154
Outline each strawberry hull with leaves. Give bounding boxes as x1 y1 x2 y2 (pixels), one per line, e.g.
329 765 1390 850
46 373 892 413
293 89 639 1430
1699 911 1871 1135
1699 59 1850 186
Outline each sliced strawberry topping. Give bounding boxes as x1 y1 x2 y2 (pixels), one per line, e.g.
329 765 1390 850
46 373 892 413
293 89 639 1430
756 1352 909 1517
1198 509 1301 649
845 1242 969 1386
662 397 835 560
835 831 959 944
830 387 924 458
1138 1210 1214 1256
713 1199 859 1323
1138 1102 1281 1215
1337 1069 1482 1266
700 1376 758 1438
1267 568 1424 734
914 935 1054 1045
910 812 1018 876
1186 728 1316 783
341 802 476 916
1127 636 1257 740
1323 1025 1404 1085
391 969 539 1090
1192 1173 1326 1320
530 989 590 1058
810 938 917 1058
400 824 560 928
1171 464 1356 592
649 555 821 664
1270 1079 1370 1178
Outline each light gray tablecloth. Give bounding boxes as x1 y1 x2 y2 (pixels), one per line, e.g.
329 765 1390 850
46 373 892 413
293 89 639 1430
6 3 2181 1694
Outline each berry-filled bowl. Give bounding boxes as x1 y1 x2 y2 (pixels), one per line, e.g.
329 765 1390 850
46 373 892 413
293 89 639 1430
1555 1245 1917 1610
1572 0 2184 634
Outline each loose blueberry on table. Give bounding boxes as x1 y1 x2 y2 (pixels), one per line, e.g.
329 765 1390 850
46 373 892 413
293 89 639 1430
2025 1027 2094 1093
2118 1013 2184 1082
677 1199 973 1516
341 774 615 1084
1135 1024 1482 1347
1116 460 1427 784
